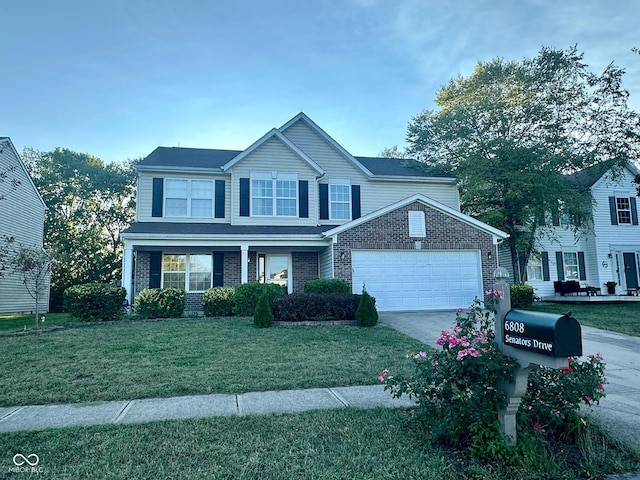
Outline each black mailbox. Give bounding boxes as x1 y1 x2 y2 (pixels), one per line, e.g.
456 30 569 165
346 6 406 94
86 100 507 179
503 310 582 358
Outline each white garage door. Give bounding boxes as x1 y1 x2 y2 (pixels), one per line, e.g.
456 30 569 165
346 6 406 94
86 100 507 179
351 250 483 311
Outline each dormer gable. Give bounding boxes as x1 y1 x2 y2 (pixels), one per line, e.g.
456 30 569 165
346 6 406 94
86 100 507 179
221 127 324 175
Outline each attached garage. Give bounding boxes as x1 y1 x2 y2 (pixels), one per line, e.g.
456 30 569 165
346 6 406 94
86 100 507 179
351 250 483 311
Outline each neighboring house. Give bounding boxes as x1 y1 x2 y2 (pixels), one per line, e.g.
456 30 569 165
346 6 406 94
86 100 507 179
502 161 640 297
0 137 50 314
120 113 507 311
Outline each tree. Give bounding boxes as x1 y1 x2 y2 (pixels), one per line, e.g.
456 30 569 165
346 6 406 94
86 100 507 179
8 244 52 328
406 46 640 280
22 148 137 311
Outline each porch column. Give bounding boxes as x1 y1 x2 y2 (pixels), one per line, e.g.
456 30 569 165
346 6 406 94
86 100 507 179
240 244 249 284
121 243 134 304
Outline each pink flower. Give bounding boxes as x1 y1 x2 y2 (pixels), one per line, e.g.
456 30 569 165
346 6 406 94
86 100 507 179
560 367 573 373
534 423 542 430
378 369 389 382
567 357 574 365
418 351 427 357
597 384 604 391
457 308 464 313
453 325 462 333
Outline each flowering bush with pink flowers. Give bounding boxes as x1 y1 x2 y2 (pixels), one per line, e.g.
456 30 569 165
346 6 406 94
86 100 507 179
522 353 607 436
380 296 607 456
382 298 518 448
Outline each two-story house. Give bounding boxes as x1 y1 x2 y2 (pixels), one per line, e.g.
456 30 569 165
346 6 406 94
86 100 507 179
120 113 507 311
507 161 640 297
0 137 49 314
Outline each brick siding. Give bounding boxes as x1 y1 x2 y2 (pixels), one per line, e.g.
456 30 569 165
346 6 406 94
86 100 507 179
292 252 319 292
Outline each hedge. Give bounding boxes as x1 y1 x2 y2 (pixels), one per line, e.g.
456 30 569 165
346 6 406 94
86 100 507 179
133 288 186 319
63 283 126 322
510 282 535 309
303 278 351 294
203 287 235 317
270 292 361 322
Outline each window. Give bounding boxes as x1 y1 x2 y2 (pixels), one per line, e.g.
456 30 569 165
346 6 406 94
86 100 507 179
162 254 212 292
330 180 351 220
616 197 632 224
164 179 213 217
526 256 543 280
257 253 290 293
251 173 297 217
563 252 579 281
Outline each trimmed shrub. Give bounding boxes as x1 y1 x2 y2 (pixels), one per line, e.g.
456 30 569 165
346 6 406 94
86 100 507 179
233 283 284 317
64 283 126 322
253 291 274 328
355 286 378 327
133 288 186 319
203 287 235 317
271 292 361 322
510 282 535 309
303 278 351 294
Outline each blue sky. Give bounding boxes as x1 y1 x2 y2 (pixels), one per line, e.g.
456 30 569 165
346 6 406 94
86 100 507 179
2 0 639 163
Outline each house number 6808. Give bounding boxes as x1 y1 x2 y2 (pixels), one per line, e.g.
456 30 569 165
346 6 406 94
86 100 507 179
504 321 525 333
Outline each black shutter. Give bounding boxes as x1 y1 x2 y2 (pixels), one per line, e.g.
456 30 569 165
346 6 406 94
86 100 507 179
609 196 618 225
319 184 329 220
152 178 163 218
215 180 225 218
578 252 587 281
149 251 162 288
552 212 560 226
351 185 361 220
299 180 308 218
240 178 250 217
631 197 638 225
542 252 550 281
518 252 528 281
556 252 564 281
213 252 224 287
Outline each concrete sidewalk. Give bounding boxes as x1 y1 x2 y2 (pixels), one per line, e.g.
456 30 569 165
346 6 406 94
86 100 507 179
0 385 414 433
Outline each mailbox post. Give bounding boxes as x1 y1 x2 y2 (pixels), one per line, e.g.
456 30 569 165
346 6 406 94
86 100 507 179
492 269 582 446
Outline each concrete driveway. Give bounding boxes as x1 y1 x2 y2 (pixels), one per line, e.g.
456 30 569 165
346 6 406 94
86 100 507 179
379 310 640 449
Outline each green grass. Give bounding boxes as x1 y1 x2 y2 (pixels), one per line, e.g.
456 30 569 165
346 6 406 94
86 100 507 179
0 313 75 332
0 317 427 407
1 408 638 479
528 302 640 336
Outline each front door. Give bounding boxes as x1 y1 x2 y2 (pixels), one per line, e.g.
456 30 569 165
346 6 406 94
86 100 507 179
258 254 291 293
623 252 639 289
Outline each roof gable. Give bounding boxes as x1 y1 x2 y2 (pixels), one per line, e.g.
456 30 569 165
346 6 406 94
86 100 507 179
567 160 640 189
323 193 507 240
0 137 47 210
221 128 324 175
280 113 372 177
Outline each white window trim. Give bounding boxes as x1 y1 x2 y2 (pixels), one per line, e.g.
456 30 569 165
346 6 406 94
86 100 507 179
257 252 292 294
562 251 579 281
161 253 213 292
329 178 351 221
616 197 632 225
164 178 214 218
408 210 426 237
526 255 543 281
250 172 298 217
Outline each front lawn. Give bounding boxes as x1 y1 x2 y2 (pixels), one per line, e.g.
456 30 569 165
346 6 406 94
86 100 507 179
0 313 75 332
0 317 427 407
2 408 638 479
528 302 640 336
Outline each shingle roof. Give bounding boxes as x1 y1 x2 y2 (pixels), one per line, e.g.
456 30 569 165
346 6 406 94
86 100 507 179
565 160 620 188
137 147 241 170
122 222 337 236
355 156 451 178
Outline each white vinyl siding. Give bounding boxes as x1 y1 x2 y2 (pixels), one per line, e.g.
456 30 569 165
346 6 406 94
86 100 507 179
0 141 49 314
281 120 461 223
